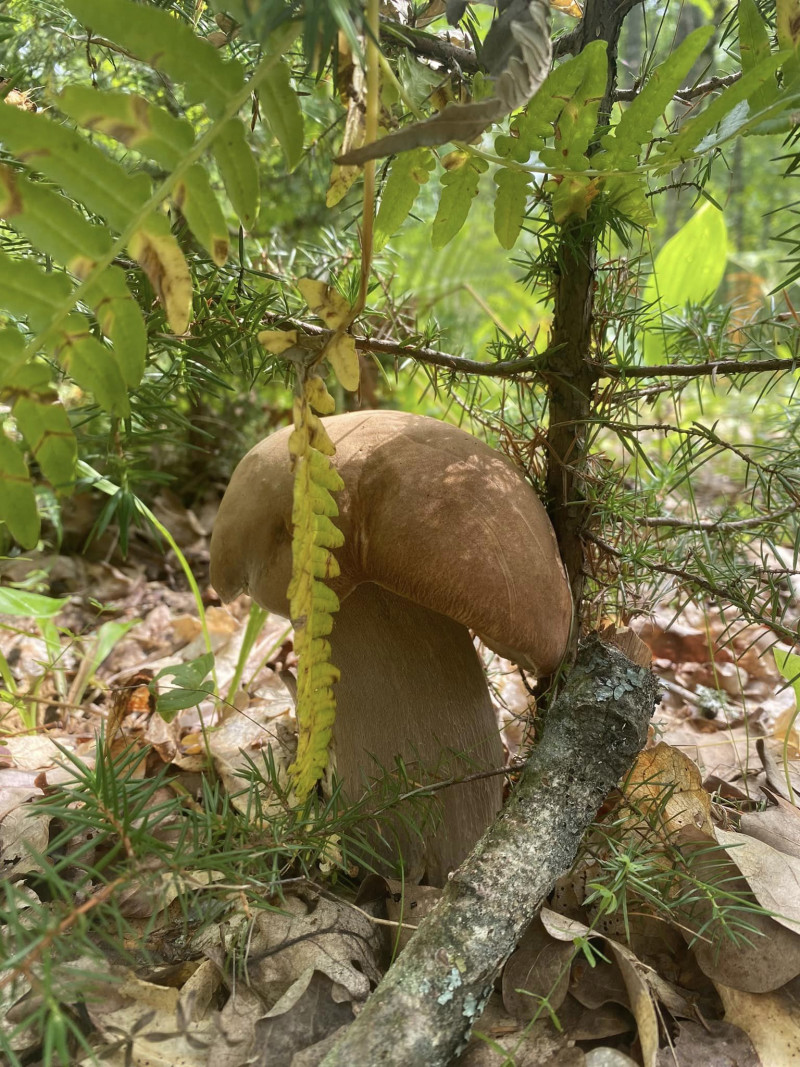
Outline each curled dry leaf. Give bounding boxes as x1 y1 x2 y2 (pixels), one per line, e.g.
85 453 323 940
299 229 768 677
297 278 351 329
623 741 714 837
337 0 552 166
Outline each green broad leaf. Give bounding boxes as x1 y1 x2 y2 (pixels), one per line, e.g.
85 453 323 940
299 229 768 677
642 204 728 363
774 646 800 703
0 434 39 549
154 651 215 721
82 267 146 388
258 53 304 171
64 0 244 118
655 52 784 170
156 679 215 719
0 248 74 333
375 148 435 250
12 396 77 490
213 118 260 228
0 102 152 233
0 163 112 272
0 328 28 379
431 152 489 249
174 164 229 266
53 316 130 417
0 584 69 617
155 651 215 689
57 86 194 169
539 40 608 223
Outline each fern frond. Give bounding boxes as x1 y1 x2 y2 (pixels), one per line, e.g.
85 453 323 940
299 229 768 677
594 27 713 222
432 150 489 248
287 374 345 798
0 0 299 546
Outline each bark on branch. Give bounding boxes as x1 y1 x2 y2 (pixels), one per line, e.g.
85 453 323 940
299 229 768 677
321 637 657 1067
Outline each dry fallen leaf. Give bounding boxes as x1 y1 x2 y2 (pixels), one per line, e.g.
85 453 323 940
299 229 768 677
502 915 574 1021
715 826 800 936
540 909 659 1067
624 742 714 836
655 1018 759 1067
715 979 800 1066
739 796 800 860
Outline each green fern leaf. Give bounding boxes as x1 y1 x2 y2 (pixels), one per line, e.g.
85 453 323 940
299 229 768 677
64 0 244 118
0 162 111 270
0 429 39 549
12 396 77 492
0 248 74 334
58 88 229 265
82 269 146 389
258 50 304 171
375 147 435 250
493 132 530 250
517 51 593 154
655 52 784 170
0 167 146 385
213 118 260 228
0 251 130 416
739 0 779 113
0 103 191 330
53 316 130 418
57 86 194 166
432 151 489 249
0 103 151 233
595 27 713 222
539 40 607 223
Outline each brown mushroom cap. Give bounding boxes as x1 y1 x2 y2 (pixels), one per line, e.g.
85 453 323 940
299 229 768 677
212 410 572 674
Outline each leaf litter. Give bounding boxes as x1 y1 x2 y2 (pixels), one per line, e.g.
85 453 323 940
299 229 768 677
1 504 799 1065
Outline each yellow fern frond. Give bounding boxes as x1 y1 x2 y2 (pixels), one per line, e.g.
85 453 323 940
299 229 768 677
288 372 346 798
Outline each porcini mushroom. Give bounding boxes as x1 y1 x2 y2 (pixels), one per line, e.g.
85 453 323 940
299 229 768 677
210 410 572 885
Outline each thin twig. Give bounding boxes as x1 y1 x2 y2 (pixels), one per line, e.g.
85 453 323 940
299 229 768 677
259 313 800 381
639 506 797 531
615 70 742 104
379 19 480 73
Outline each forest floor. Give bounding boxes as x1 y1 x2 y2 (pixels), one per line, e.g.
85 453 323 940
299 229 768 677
1 490 800 1066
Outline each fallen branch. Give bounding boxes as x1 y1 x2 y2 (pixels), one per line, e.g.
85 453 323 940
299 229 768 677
321 636 657 1067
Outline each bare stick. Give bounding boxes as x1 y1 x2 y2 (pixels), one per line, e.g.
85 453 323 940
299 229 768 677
321 637 656 1067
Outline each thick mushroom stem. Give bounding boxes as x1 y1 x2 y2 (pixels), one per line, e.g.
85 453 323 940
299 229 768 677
329 583 504 887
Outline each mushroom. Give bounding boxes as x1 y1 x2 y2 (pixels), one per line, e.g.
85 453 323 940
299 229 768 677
210 410 572 885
